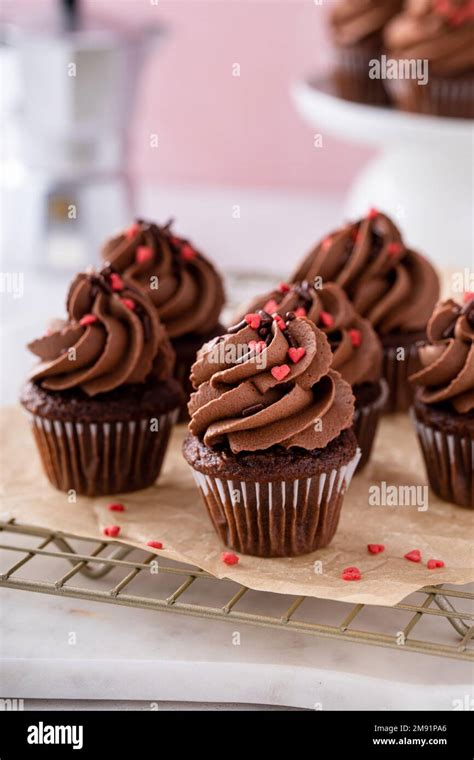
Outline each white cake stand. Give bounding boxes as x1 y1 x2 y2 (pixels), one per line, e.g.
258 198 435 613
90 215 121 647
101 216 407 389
292 78 473 269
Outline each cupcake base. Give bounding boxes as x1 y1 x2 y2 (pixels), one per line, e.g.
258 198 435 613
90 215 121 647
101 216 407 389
412 395 474 509
381 330 425 413
386 73 474 119
172 323 226 422
332 36 390 107
183 429 360 557
20 379 182 496
353 379 388 471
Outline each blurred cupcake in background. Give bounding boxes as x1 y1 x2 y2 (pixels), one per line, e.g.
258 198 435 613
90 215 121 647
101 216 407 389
20 267 182 496
410 296 474 508
384 0 474 118
329 0 403 105
102 219 226 419
289 209 440 412
184 311 360 557
237 281 385 470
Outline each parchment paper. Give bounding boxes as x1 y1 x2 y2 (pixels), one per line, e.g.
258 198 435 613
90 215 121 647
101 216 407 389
1 406 473 606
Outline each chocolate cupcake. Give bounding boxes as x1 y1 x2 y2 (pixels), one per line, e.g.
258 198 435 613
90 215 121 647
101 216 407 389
410 296 474 508
384 0 474 119
183 311 360 557
290 209 440 412
102 219 226 419
20 268 182 496
237 281 385 470
330 0 403 105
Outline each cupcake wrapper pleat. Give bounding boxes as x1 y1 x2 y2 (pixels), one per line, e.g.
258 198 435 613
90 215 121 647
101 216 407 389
386 76 474 119
333 46 390 106
189 448 361 557
353 379 388 471
382 342 420 413
412 412 473 509
27 410 179 497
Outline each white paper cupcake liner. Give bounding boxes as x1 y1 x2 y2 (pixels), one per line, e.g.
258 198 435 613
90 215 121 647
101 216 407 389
27 409 179 496
189 447 361 557
353 379 388 471
412 412 473 509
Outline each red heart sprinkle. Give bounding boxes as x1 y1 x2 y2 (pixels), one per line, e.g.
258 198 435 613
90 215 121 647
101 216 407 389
79 314 97 327
110 273 124 291
273 313 286 331
387 241 403 256
367 207 379 220
221 552 239 566
288 347 306 364
427 559 445 569
342 566 361 581
464 291 474 303
271 364 291 381
108 503 125 512
147 540 164 549
136 246 153 264
321 236 333 251
278 282 290 293
248 340 266 353
103 525 120 538
245 313 261 330
124 223 140 240
263 299 279 314
181 243 196 260
319 311 334 328
294 307 306 317
121 298 136 311
368 543 385 554
404 549 421 563
349 328 362 347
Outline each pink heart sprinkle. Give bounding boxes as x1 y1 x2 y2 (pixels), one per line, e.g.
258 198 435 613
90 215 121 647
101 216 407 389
288 347 306 364
342 566 361 581
427 559 445 570
103 525 120 538
271 364 290 381
404 549 421 563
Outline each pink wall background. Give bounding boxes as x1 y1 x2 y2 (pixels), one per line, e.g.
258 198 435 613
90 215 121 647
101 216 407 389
14 0 374 191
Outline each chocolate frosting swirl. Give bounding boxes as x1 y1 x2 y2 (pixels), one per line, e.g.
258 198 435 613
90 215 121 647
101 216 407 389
188 312 355 453
384 0 474 76
102 219 225 339
410 297 474 413
237 281 382 386
27 268 175 397
290 210 440 335
331 0 403 46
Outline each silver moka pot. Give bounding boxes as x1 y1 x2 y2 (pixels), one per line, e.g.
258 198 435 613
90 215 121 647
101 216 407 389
0 0 163 270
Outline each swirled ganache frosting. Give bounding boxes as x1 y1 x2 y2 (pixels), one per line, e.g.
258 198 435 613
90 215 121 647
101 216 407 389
290 209 440 336
384 0 474 76
410 297 474 413
188 311 355 454
331 0 403 45
27 268 175 396
239 281 382 386
102 219 225 339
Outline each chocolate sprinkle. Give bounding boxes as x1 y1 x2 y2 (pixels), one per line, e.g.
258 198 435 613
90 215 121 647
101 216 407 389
228 318 248 334
283 329 297 348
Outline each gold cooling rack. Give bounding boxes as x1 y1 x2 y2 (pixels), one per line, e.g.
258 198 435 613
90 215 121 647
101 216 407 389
0 519 473 662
